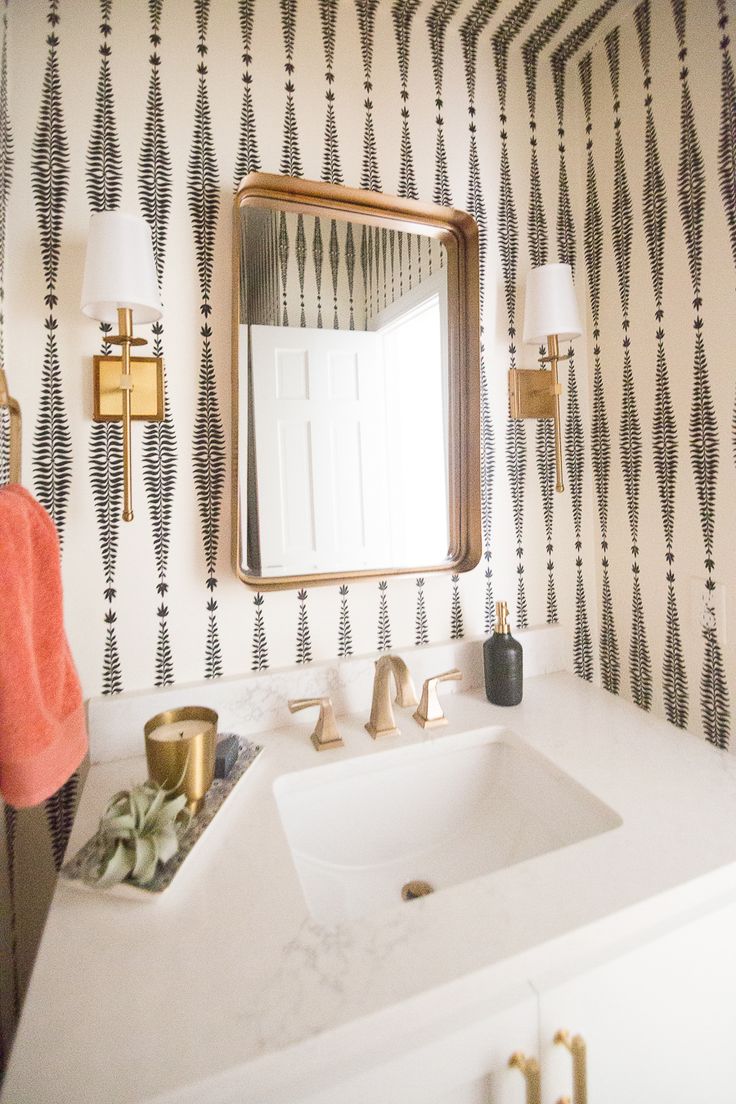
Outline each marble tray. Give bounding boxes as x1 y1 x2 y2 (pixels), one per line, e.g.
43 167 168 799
61 736 263 898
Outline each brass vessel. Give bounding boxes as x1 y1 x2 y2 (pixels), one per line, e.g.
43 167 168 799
144 706 218 815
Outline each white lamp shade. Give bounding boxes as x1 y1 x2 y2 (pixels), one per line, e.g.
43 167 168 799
522 262 582 345
81 211 162 325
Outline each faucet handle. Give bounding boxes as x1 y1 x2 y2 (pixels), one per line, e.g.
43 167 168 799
288 697 344 752
413 669 462 729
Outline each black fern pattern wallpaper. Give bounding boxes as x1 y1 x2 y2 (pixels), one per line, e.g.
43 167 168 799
584 0 734 750
0 0 735 1061
141 0 178 689
89 0 123 695
4 0 602 705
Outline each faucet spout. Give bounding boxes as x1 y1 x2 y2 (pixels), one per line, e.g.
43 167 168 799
365 654 418 739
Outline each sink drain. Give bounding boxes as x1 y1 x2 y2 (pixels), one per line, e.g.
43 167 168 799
401 879 433 901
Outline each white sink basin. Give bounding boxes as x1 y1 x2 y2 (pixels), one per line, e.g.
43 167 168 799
274 727 621 924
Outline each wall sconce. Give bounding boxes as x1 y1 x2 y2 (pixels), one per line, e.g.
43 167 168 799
81 211 164 522
509 263 582 494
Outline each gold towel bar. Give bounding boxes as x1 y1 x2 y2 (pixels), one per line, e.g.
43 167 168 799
0 367 21 484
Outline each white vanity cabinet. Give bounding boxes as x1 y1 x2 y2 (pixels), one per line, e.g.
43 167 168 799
535 898 736 1104
296 992 538 1104
297 896 736 1104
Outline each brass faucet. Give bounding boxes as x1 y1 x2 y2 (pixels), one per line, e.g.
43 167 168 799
365 655 419 739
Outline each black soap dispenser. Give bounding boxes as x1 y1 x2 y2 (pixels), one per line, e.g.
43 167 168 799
484 601 523 706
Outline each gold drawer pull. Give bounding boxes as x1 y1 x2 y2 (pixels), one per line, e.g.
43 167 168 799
554 1029 587 1104
508 1051 541 1104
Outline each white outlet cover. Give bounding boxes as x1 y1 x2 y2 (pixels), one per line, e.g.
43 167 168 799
690 576 727 644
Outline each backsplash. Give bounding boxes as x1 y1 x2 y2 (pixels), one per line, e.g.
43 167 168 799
86 625 566 762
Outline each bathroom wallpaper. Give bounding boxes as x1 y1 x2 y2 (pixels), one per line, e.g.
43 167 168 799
1 0 611 704
580 0 736 750
0 0 733 1070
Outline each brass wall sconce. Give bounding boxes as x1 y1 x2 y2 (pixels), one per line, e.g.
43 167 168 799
81 211 164 522
509 263 582 494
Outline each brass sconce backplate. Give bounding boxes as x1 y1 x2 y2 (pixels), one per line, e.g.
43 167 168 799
509 331 567 492
508 368 557 421
93 355 164 422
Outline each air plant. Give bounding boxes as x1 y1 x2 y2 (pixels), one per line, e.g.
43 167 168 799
87 780 191 888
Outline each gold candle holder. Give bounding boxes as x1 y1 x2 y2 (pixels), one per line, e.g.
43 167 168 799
144 707 218 816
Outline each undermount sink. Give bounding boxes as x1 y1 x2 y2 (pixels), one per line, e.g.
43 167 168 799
274 727 622 924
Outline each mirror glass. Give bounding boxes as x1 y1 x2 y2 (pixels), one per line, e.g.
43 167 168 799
234 176 480 589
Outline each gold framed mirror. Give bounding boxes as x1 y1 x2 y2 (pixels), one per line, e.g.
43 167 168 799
232 173 480 590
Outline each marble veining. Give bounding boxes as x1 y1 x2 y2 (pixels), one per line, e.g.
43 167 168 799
86 627 565 763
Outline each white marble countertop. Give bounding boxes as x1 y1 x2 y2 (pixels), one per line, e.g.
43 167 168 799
5 671 736 1104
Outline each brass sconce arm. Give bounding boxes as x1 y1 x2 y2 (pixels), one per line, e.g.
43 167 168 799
91 308 164 523
108 307 146 522
0 368 21 484
542 333 565 494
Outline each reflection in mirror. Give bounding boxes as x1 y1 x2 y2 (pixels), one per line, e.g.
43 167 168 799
239 207 450 578
233 174 480 590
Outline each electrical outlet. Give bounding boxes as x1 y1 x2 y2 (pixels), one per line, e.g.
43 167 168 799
690 577 727 643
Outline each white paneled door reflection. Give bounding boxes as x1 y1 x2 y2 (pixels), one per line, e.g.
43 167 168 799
251 326 389 574
376 289 448 564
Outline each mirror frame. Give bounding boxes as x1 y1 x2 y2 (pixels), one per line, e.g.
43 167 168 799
232 172 481 590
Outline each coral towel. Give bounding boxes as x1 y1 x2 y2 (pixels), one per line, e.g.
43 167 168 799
0 484 87 807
